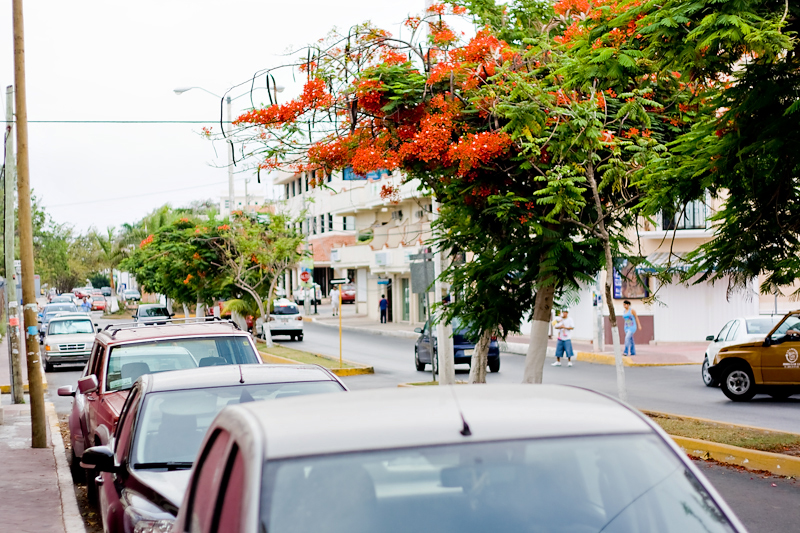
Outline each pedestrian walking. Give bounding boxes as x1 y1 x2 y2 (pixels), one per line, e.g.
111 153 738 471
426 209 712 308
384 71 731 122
330 287 340 316
81 297 91 313
551 309 575 367
379 294 388 323
622 300 642 356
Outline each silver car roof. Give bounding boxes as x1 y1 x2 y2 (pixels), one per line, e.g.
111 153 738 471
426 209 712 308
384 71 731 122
229 384 651 460
141 364 339 394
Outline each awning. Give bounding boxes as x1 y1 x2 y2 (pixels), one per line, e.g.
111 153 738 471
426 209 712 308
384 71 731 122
635 252 692 273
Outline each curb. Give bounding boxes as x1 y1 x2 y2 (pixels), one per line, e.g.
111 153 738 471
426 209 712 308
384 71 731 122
257 346 374 377
46 402 84 533
575 351 701 367
1 363 49 394
671 435 800 477
644 409 800 438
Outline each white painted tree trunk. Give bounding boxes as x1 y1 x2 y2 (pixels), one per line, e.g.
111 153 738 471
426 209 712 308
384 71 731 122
522 319 551 383
182 303 190 320
468 329 492 384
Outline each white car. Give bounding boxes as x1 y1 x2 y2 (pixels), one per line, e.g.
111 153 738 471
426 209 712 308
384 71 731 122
173 385 746 533
702 315 781 387
263 298 304 341
43 313 97 371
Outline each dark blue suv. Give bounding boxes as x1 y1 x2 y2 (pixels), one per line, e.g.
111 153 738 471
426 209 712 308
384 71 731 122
414 318 501 373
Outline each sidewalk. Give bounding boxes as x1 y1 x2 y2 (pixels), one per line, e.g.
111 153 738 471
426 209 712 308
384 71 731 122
310 312 706 365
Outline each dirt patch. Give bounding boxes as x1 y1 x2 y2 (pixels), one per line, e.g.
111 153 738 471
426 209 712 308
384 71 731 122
259 344 357 369
58 414 102 533
647 412 800 456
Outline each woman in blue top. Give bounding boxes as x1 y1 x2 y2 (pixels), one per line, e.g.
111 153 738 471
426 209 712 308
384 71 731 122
622 300 642 356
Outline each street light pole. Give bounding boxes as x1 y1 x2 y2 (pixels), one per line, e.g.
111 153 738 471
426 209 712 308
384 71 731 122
12 0 47 448
226 95 234 217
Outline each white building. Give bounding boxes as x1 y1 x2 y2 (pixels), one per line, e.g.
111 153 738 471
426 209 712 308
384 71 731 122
274 169 434 325
218 192 268 218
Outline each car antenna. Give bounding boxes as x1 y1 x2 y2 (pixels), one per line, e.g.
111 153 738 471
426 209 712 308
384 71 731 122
238 365 245 384
449 387 471 437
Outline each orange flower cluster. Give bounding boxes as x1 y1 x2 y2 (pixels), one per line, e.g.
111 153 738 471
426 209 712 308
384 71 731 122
217 224 230 231
380 184 401 203
234 78 331 127
447 131 513 176
183 274 193 285
355 79 386 116
553 0 589 17
139 234 154 249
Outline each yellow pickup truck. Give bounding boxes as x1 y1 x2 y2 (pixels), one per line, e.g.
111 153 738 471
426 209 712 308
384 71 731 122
708 311 800 401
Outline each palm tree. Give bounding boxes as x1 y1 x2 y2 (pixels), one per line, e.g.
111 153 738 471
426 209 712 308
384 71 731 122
94 227 125 294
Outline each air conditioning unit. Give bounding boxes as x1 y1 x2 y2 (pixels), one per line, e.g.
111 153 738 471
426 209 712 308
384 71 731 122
391 210 403 220
375 252 390 266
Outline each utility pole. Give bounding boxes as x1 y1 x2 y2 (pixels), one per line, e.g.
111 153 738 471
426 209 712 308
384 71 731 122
431 197 455 385
13 0 47 447
226 96 234 217
4 85 23 404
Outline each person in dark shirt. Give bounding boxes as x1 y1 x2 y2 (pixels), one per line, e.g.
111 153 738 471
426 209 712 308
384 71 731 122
379 294 388 323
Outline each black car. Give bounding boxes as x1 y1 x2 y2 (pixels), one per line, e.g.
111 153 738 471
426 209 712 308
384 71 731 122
79 364 347 533
414 318 501 373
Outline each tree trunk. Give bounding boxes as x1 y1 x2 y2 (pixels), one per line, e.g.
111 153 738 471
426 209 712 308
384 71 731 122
182 303 190 320
196 295 204 318
522 282 555 384
468 329 493 384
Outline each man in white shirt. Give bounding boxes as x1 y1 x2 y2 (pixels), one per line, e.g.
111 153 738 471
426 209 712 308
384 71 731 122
330 287 340 317
551 309 575 367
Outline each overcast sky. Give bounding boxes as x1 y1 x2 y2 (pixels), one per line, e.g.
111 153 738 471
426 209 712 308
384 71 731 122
0 0 426 232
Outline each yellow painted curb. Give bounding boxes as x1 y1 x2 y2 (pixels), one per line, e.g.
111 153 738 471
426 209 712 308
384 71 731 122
671 435 800 477
302 317 313 322
575 351 701 367
257 347 374 377
1 365 48 394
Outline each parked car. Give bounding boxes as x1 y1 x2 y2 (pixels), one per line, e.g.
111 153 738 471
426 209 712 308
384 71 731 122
263 298 304 341
702 315 781 387
340 282 356 304
414 317 500 373
91 297 107 312
43 313 97 371
122 289 142 301
172 384 746 533
100 286 113 297
79 364 346 533
72 287 91 299
50 294 77 304
57 320 264 503
38 302 81 343
293 284 321 305
134 304 173 325
708 310 800 401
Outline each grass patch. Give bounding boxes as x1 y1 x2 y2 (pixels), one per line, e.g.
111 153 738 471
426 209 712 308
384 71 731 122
647 412 800 456
259 343 357 370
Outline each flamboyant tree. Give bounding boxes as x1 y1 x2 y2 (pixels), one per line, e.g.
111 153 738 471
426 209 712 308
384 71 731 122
224 1 692 388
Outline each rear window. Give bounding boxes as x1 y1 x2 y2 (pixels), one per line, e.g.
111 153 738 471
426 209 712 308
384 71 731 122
142 307 170 317
273 304 300 315
745 317 780 334
105 336 260 392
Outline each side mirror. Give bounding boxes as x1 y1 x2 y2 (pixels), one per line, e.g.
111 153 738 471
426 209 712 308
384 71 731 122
414 327 422 334
705 335 715 341
80 446 117 472
57 385 76 397
77 375 99 394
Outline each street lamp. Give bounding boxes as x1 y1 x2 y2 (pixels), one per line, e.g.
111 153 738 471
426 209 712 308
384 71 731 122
174 85 284 217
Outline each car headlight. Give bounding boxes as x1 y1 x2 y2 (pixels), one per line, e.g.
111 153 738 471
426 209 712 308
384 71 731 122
45 344 54 352
133 520 174 533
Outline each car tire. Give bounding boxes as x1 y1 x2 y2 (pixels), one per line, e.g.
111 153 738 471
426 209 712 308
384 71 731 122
701 358 718 387
721 364 757 402
44 359 53 372
415 348 425 371
298 334 304 341
69 449 83 484
489 358 500 373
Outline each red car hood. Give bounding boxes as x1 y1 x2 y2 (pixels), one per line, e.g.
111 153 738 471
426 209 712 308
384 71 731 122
104 390 129 419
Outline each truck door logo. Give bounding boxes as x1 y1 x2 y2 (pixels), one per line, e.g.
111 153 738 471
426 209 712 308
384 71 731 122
785 348 799 367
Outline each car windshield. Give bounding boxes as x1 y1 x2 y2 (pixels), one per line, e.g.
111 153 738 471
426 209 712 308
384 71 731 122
48 319 93 335
45 304 77 315
51 296 73 303
106 336 260 392
142 307 169 317
261 434 735 533
273 303 300 315
771 315 800 339
745 317 780 335
131 381 344 467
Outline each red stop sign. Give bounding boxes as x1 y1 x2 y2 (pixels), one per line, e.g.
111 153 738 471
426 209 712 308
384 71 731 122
300 271 311 283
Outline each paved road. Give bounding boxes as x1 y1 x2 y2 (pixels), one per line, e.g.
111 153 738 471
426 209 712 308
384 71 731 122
301 322 800 433
694 460 800 533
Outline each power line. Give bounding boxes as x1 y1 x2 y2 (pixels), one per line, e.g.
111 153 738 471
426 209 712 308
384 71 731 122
3 120 232 124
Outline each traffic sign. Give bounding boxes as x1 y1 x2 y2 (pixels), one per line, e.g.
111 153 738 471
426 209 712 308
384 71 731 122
300 271 311 283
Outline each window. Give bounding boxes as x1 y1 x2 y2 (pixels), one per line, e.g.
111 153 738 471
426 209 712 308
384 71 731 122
716 321 733 342
49 319 93 335
285 184 290 199
261 435 736 533
305 174 309 192
328 214 334 232
725 321 741 341
114 386 141 463
320 214 326 234
291 181 296 197
661 199 707 230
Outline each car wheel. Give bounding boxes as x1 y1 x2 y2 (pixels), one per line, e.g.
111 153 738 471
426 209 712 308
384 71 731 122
415 348 425 371
489 358 500 373
298 334 304 341
701 358 718 387
721 364 757 402
44 359 53 372
69 449 83 484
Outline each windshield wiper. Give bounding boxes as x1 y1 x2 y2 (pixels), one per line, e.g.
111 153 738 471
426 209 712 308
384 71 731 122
134 462 193 471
